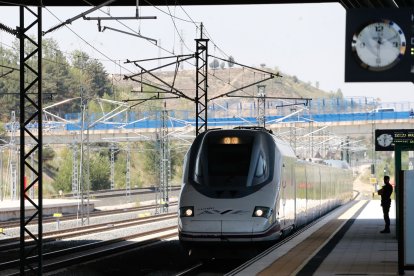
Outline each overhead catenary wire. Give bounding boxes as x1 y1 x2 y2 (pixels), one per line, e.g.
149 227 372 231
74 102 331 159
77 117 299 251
43 0 117 36
4 3 280 109
0 40 127 86
0 21 17 35
44 6 169 95
42 1 231 85
141 0 199 24
81 0 191 55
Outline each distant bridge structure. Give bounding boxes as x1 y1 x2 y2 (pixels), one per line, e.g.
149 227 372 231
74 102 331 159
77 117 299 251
4 97 414 144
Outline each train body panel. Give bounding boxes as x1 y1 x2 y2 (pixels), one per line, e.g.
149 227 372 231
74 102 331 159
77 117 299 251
178 128 353 248
179 181 281 242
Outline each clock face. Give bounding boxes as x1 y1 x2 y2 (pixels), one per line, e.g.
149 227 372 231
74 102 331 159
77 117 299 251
352 20 406 71
377 133 394 147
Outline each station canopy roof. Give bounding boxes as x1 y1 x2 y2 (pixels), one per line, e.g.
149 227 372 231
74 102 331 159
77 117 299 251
1 0 414 9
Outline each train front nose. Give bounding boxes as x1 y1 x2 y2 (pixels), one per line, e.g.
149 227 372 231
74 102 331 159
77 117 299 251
179 219 255 241
179 206 276 242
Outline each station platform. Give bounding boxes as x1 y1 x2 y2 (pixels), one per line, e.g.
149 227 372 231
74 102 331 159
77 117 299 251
0 199 94 221
234 199 412 276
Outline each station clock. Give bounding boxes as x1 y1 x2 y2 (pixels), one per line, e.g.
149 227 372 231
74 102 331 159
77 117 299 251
351 20 406 72
345 8 412 82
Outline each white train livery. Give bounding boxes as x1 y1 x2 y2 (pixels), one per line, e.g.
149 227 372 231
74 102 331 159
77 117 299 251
178 127 353 252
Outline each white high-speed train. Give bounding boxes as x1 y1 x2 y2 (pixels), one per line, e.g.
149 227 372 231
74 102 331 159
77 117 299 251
178 127 353 254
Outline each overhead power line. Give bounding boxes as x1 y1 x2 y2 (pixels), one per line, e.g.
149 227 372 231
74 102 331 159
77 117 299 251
43 0 116 36
102 26 158 44
0 21 17 35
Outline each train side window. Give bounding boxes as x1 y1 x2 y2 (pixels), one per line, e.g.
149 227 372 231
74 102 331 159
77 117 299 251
255 154 266 178
193 151 204 185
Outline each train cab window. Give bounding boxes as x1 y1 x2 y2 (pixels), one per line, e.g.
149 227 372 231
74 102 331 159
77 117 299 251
255 154 266 178
208 143 252 183
189 130 275 198
192 135 253 187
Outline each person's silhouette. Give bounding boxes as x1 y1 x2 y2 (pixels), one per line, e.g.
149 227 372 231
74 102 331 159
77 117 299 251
378 175 393 233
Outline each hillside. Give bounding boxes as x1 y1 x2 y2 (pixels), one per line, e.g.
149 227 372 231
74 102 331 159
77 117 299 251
114 67 339 110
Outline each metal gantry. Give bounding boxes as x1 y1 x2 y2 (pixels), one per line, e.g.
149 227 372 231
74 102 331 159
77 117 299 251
257 84 266 128
0 148 3 202
195 24 209 136
19 6 43 275
78 89 91 226
156 105 170 213
9 111 18 201
125 142 131 201
71 141 79 198
110 143 117 190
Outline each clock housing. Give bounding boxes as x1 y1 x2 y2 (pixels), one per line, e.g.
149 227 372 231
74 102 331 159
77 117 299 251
345 8 412 82
351 20 406 72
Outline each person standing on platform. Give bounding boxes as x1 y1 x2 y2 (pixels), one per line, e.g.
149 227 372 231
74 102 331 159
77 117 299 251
378 175 393 234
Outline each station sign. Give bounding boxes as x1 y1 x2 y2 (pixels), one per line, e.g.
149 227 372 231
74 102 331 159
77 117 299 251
345 8 414 82
375 129 414 151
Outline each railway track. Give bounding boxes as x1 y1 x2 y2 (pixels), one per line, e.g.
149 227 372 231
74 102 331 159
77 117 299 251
0 212 177 252
0 201 177 229
59 186 181 199
175 195 362 276
0 225 178 275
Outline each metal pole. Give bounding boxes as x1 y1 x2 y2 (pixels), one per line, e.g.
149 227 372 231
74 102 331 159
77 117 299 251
395 145 402 274
78 88 90 225
161 105 169 213
72 141 79 197
19 6 43 274
257 85 266 128
110 143 116 190
195 23 209 136
126 142 131 202
0 149 3 201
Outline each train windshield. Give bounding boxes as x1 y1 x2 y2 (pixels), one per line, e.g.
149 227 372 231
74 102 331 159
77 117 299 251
191 131 273 190
208 143 252 179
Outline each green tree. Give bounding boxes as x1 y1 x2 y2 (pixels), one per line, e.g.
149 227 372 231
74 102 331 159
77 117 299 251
335 88 343 98
89 152 111 190
141 140 186 186
169 142 186 183
209 58 220 69
228 55 235 68
70 50 112 98
0 43 19 119
142 141 159 185
54 148 73 193
114 150 127 189
88 60 112 97
43 38 73 102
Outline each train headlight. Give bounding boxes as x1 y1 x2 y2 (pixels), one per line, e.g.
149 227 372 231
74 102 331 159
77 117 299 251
180 206 194 217
252 206 272 218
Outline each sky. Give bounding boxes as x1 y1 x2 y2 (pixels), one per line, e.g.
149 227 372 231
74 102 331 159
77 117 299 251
1 2 414 104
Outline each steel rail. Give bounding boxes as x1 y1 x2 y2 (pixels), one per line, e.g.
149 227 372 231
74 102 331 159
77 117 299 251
0 201 178 229
1 226 177 274
0 213 177 251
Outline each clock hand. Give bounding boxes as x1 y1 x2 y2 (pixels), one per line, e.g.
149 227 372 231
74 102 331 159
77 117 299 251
386 34 398 41
360 37 380 57
374 37 381 59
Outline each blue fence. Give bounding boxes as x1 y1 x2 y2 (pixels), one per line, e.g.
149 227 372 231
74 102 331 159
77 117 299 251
61 110 413 131
5 97 414 132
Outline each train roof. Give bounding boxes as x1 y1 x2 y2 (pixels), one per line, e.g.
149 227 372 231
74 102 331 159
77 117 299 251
323 159 351 169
